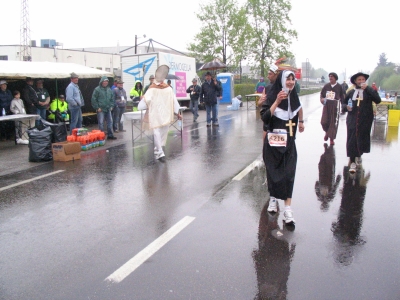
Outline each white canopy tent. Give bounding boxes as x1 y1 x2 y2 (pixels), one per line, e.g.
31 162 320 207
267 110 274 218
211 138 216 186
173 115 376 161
0 61 113 79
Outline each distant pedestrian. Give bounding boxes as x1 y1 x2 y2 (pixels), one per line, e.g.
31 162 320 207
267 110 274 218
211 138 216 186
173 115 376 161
320 72 344 145
10 90 29 145
340 80 349 114
199 71 221 127
91 76 116 140
186 78 201 121
345 72 381 173
112 80 127 132
138 65 181 160
66 72 84 134
255 77 267 93
34 79 50 125
371 82 378 91
260 70 305 226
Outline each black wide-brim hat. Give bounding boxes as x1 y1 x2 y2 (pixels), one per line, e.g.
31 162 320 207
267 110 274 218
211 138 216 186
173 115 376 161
350 72 369 84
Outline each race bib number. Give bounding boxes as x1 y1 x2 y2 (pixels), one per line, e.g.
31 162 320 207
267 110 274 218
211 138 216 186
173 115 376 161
121 96 125 101
326 91 335 100
268 129 287 147
41 94 46 100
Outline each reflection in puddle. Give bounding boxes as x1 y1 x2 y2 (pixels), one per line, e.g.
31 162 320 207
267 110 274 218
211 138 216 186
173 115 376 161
331 165 370 266
253 203 295 299
315 144 341 211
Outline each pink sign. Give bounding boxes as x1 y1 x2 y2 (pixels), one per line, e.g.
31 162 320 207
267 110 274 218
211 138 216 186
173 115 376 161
175 72 187 98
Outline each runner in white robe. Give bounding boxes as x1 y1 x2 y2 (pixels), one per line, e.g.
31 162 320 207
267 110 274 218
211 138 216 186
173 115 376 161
138 65 181 159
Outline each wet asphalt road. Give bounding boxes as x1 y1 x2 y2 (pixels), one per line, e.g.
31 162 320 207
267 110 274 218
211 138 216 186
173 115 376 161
1 94 400 299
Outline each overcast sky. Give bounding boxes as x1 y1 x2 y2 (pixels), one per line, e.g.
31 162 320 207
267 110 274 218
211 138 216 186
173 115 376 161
2 0 399 80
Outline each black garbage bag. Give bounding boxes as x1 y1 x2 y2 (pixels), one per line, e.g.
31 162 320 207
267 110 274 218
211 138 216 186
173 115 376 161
39 119 67 143
28 126 53 162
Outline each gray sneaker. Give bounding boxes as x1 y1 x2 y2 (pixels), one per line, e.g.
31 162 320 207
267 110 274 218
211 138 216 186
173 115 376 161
213 122 219 126
355 157 362 166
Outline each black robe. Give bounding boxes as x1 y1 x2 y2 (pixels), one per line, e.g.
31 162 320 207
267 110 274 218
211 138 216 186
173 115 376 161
345 87 381 158
320 83 344 139
261 90 300 200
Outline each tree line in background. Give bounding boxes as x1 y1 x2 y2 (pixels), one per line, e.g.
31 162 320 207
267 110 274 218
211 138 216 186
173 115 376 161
369 53 400 91
187 0 297 77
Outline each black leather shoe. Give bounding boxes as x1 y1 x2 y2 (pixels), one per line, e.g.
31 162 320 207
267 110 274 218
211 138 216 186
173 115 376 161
108 136 117 140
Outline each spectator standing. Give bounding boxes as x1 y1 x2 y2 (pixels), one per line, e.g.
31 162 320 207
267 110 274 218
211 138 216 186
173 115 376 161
371 82 378 91
10 90 29 144
130 80 143 111
186 78 201 122
34 79 50 124
65 72 84 134
0 80 14 140
112 80 127 132
91 76 116 140
48 95 69 122
22 77 38 115
200 72 221 127
144 75 155 94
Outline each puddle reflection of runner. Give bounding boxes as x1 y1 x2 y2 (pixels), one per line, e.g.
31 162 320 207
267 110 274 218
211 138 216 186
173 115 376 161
253 203 296 299
331 165 370 266
315 144 341 211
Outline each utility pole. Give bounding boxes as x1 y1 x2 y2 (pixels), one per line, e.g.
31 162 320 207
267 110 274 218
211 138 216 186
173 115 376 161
20 0 32 61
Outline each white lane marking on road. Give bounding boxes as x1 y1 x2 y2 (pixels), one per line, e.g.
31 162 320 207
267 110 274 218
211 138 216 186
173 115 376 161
105 216 196 283
186 127 204 132
232 158 263 181
0 170 65 192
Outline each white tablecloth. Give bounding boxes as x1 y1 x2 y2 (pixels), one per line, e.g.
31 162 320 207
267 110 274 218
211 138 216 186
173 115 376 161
0 114 39 123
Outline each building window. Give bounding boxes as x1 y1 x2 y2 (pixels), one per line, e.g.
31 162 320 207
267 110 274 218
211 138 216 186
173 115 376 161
96 67 102 70
0 55 8 60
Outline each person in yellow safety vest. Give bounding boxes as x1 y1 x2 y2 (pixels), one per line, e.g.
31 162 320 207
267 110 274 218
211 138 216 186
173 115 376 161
48 94 70 122
130 80 143 111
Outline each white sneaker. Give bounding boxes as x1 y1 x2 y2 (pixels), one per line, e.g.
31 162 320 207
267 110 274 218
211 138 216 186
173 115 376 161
155 150 165 160
349 162 357 173
355 157 362 166
16 138 28 145
283 210 295 224
267 197 277 213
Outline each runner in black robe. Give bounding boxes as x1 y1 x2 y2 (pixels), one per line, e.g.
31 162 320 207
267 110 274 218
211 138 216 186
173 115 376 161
260 70 305 225
320 72 344 145
345 72 381 173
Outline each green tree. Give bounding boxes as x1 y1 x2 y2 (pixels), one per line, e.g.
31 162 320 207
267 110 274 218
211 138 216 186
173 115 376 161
377 53 388 67
246 0 298 77
369 66 395 88
187 0 250 68
381 74 400 91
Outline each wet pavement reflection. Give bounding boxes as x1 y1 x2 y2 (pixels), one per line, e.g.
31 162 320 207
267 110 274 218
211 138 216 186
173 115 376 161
331 165 369 267
253 204 295 300
315 144 341 211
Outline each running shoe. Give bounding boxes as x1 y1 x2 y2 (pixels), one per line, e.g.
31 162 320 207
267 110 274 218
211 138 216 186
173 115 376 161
267 197 277 213
283 210 295 225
